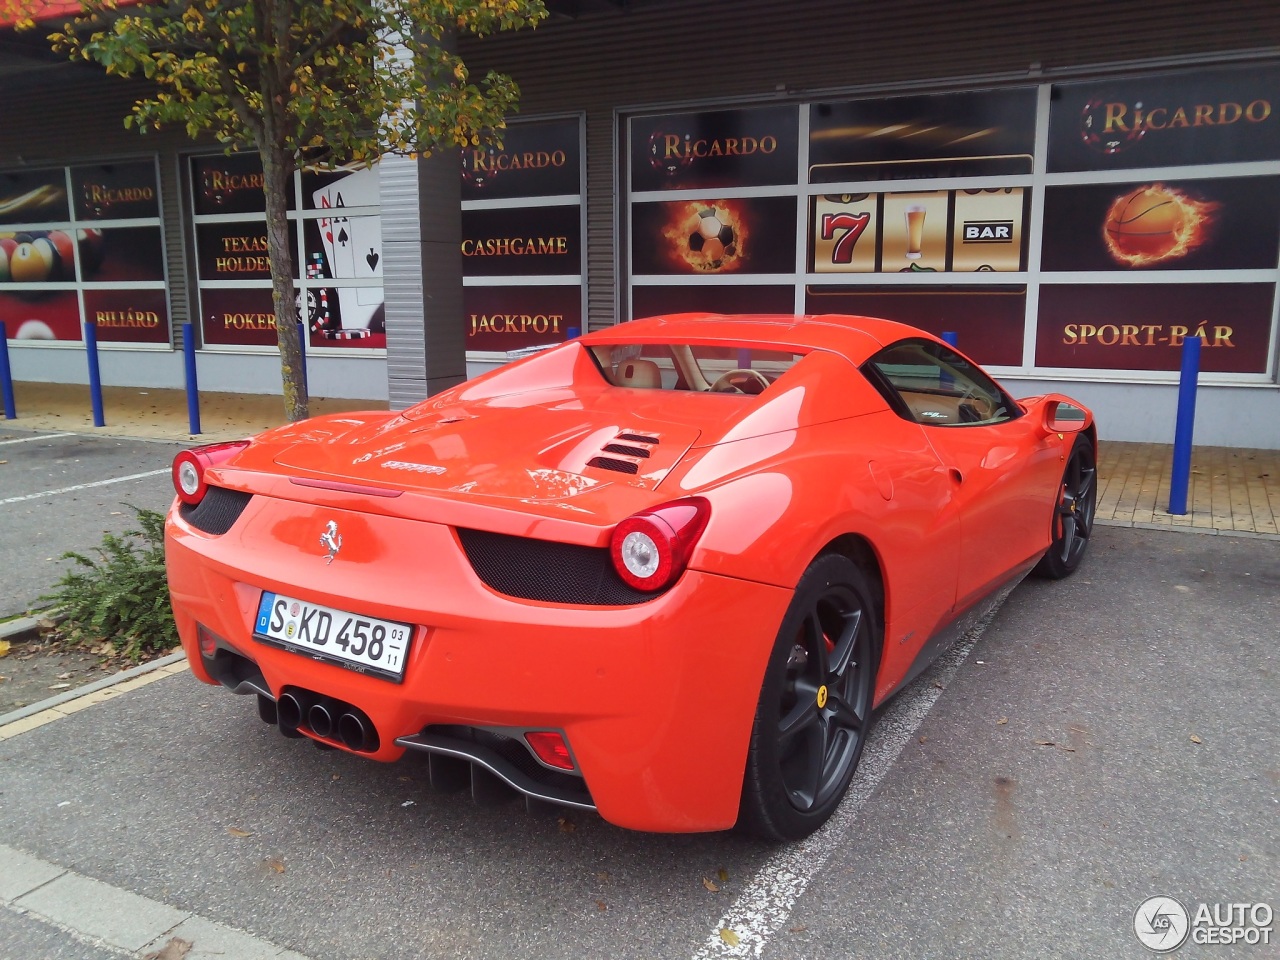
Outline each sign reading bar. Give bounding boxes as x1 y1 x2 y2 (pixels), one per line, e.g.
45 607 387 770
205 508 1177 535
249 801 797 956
1048 64 1280 172
630 105 799 193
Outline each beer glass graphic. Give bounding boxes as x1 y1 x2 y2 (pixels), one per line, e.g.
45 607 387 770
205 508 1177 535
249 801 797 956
904 205 926 260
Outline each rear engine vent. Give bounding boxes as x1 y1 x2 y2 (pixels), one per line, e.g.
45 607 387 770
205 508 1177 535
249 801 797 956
179 486 253 535
587 456 639 475
457 529 658 605
617 432 659 444
601 443 651 459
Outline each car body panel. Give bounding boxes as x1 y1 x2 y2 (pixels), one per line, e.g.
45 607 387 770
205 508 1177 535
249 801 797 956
165 312 1094 833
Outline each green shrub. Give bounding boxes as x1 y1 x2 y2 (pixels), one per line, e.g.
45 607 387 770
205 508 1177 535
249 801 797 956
42 506 177 662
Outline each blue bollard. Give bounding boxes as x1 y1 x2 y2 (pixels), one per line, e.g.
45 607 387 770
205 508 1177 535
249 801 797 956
182 322 202 435
942 330 958 347
0 321 16 419
1167 336 1202 516
84 321 105 427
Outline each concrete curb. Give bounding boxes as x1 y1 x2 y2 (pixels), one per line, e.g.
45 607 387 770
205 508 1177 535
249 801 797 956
1095 518 1280 541
0 650 188 730
0 615 44 645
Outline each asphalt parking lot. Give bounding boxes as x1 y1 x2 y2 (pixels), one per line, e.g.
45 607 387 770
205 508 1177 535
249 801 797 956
0 429 1276 959
0 428 181 620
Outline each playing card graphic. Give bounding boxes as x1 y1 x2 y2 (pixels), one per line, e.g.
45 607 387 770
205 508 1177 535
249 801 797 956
308 165 384 336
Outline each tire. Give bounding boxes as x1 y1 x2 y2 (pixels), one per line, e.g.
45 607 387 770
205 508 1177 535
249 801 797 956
1033 434 1097 579
738 554 880 841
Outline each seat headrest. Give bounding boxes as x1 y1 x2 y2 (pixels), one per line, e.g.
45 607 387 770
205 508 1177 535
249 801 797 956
615 358 662 389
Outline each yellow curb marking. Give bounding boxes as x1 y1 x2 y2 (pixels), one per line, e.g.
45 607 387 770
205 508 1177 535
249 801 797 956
0 661 189 741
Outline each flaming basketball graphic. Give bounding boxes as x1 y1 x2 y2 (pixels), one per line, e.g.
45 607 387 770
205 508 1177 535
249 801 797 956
1103 184 1217 267
660 200 750 272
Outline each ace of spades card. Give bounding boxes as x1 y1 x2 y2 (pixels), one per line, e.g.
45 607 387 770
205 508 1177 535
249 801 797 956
312 166 380 281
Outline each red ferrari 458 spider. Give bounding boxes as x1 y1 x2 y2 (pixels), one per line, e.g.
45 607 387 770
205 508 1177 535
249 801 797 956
165 313 1096 839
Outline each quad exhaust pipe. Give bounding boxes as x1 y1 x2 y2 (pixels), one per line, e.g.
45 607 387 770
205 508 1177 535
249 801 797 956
269 689 377 752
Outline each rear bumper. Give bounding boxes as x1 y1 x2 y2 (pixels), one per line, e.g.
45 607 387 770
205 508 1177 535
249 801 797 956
165 497 791 832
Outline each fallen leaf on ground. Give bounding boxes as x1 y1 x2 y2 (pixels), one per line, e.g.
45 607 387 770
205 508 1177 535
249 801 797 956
1190 734 1202 744
933 681 944 689
918 735 927 743
56 671 73 680
263 857 285 874
48 682 71 690
595 871 610 883
558 816 575 833
142 937 192 960
719 929 741 947
717 868 729 882
595 900 607 911
703 877 719 892
0 640 9 658
996 717 1008 725
1034 739 1055 746
226 826 253 838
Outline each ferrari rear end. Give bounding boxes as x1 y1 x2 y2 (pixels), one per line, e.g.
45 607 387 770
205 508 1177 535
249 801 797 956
164 406 791 833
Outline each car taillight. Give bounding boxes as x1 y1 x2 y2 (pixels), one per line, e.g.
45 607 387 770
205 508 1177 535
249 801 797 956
609 497 710 592
524 731 575 771
172 440 250 505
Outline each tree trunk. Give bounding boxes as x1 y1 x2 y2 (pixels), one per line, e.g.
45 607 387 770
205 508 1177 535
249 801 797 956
260 129 308 421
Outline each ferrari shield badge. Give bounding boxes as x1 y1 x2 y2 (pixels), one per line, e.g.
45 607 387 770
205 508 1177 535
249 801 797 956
319 520 343 564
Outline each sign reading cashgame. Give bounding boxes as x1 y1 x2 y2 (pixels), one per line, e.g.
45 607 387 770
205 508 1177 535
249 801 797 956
461 117 581 201
630 105 799 192
461 205 580 277
1048 64 1280 172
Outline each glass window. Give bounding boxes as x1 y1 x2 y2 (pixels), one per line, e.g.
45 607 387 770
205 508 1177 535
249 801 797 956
588 343 808 395
862 339 1018 426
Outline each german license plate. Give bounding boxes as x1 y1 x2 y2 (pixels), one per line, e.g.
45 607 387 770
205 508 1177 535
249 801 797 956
253 592 412 682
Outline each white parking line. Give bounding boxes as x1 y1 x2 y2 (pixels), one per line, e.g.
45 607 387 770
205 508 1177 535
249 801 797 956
691 602 1003 959
0 432 74 446
0 468 170 506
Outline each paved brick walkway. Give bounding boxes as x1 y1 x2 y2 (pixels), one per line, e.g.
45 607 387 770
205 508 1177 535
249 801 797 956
1096 441 1280 538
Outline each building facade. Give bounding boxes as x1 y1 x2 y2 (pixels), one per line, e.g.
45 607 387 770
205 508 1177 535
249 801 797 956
2 0 1279 447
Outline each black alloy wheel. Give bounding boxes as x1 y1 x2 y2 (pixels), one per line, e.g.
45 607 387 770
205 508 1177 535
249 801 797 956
1034 434 1097 579
738 554 879 840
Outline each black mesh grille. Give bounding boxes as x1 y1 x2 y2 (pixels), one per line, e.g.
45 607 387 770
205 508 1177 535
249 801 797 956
617 433 659 444
587 456 639 474
179 486 253 535
601 443 650 459
456 528 658 605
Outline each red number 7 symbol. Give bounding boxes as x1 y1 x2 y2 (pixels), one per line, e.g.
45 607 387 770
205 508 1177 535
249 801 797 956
820 212 871 264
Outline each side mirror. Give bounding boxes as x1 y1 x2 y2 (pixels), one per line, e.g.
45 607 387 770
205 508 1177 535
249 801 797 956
1040 397 1089 436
